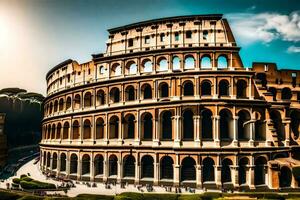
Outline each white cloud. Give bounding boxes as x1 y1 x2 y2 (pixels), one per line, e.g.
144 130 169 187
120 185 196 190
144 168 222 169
226 11 300 45
287 45 300 53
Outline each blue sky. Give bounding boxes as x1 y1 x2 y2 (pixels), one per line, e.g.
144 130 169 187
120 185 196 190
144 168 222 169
0 0 300 94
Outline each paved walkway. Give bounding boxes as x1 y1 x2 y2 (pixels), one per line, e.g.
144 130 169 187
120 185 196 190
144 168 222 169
0 158 209 197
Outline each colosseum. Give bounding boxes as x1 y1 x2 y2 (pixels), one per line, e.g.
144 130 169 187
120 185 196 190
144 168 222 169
40 14 300 190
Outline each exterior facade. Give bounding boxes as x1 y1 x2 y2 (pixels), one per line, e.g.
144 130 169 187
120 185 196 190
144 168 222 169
0 113 7 169
40 15 300 190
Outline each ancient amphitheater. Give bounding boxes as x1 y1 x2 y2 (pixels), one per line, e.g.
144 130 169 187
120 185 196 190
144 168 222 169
40 14 300 190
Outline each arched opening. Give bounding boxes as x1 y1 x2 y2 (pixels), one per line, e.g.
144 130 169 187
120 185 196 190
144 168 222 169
97 90 106 106
161 111 172 140
110 87 120 103
142 113 153 140
238 157 249 185
268 87 277 101
96 118 104 139
83 119 91 139
203 157 215 182
254 156 267 185
56 123 62 139
181 157 196 181
51 124 56 139
66 97 72 110
172 56 180 70
219 80 229 96
254 112 265 140
142 84 152 99
52 153 57 169
126 62 137 75
238 110 251 140
74 94 81 109
72 120 80 140
201 56 211 69
63 122 69 139
123 155 135 177
125 86 135 101
282 87 292 100
159 82 169 98
183 110 194 140
99 65 106 75
270 110 285 142
141 155 154 178
124 114 135 139
70 154 78 174
43 152 46 166
47 125 51 139
111 63 121 76
60 153 66 172
202 109 213 139
143 60 153 73
82 154 90 175
46 152 51 167
237 80 247 98
184 56 195 69
109 155 118 176
220 109 233 140
183 81 194 96
84 92 92 107
59 98 64 111
291 110 300 140
256 73 267 87
279 167 292 188
54 100 58 113
201 80 211 96
160 156 173 180
94 155 104 176
158 58 168 71
217 56 228 69
221 158 233 183
109 116 119 139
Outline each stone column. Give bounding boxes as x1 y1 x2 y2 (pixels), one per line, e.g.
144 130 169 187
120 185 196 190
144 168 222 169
196 164 202 188
103 153 108 182
248 165 255 189
50 155 53 170
135 160 140 184
283 118 290 146
90 156 95 182
57 155 61 175
249 119 255 147
153 118 160 146
154 162 159 185
66 155 70 178
213 78 218 99
117 160 122 183
233 116 238 146
215 165 222 188
135 114 141 145
77 158 82 180
213 115 220 147
173 116 182 147
118 117 123 145
231 165 239 188
174 154 180 186
194 116 201 147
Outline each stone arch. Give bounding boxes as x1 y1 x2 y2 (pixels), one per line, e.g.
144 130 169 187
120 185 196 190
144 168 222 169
109 155 118 176
279 166 292 188
281 87 292 100
58 98 64 111
159 82 169 98
256 73 267 87
49 102 53 114
95 117 104 139
160 156 174 180
124 114 135 139
181 157 196 181
63 121 70 140
66 96 72 110
72 120 80 140
201 55 211 69
161 110 173 140
217 55 228 69
158 57 168 71
270 110 285 142
201 80 212 96
111 63 121 76
125 61 137 75
51 124 56 140
268 87 277 101
254 111 265 140
96 89 106 105
290 109 300 140
221 158 233 183
201 109 213 139
141 112 153 140
237 80 247 98
84 92 92 107
53 153 58 170
172 56 180 70
141 83 152 99
238 157 249 185
220 109 233 140
60 153 66 172
125 85 135 101
142 59 152 73
203 157 215 182
219 79 230 96
82 154 90 175
182 109 194 140
238 110 251 140
83 119 91 139
110 87 120 103
56 123 62 139
123 155 135 177
70 154 78 174
94 154 104 176
141 155 154 178
46 152 51 167
184 55 195 69
54 100 58 113
109 116 119 139
254 156 267 185
74 94 81 109
183 81 194 96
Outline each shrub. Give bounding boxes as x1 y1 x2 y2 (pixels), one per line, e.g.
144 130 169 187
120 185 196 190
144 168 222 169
143 193 178 200
20 174 28 179
118 192 144 200
178 195 202 200
0 190 21 200
12 178 21 184
20 180 56 190
76 194 114 200
17 196 44 200
22 176 33 182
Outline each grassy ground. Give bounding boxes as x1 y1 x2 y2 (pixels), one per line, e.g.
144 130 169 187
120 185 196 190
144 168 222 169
2 189 300 200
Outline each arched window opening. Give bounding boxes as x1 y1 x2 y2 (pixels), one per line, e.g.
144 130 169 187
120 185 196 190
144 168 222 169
63 122 69 140
203 30 208 40
142 113 153 140
123 155 135 177
268 87 277 101
203 157 215 182
183 110 194 140
184 56 195 69
83 119 91 139
256 73 267 87
279 167 292 188
127 62 137 75
74 94 81 109
220 109 232 140
112 63 121 76
181 157 196 181
202 109 213 139
183 81 194 96
219 80 229 96
238 158 249 185
158 58 168 71
66 97 72 110
109 155 118 176
254 157 267 185
70 154 78 174
160 156 173 180
94 155 104 176
52 153 57 170
221 158 233 183
142 84 152 99
172 56 180 70
82 154 90 175
59 99 64 111
237 80 247 98
282 87 292 100
51 124 56 139
161 111 172 140
143 60 152 73
125 86 135 101
291 110 300 140
97 90 106 105
124 114 135 139
217 56 228 69
60 153 66 172
201 56 211 69
238 110 251 140
159 83 169 98
47 125 51 139
54 100 58 113
99 65 106 75
46 152 51 167
201 81 211 96
110 87 120 103
56 123 62 139
72 120 80 140
141 155 154 178
84 92 92 107
96 118 104 139
270 110 285 143
254 112 265 140
109 116 119 139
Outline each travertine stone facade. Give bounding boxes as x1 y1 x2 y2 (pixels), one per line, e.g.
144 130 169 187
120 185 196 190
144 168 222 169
40 15 300 190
